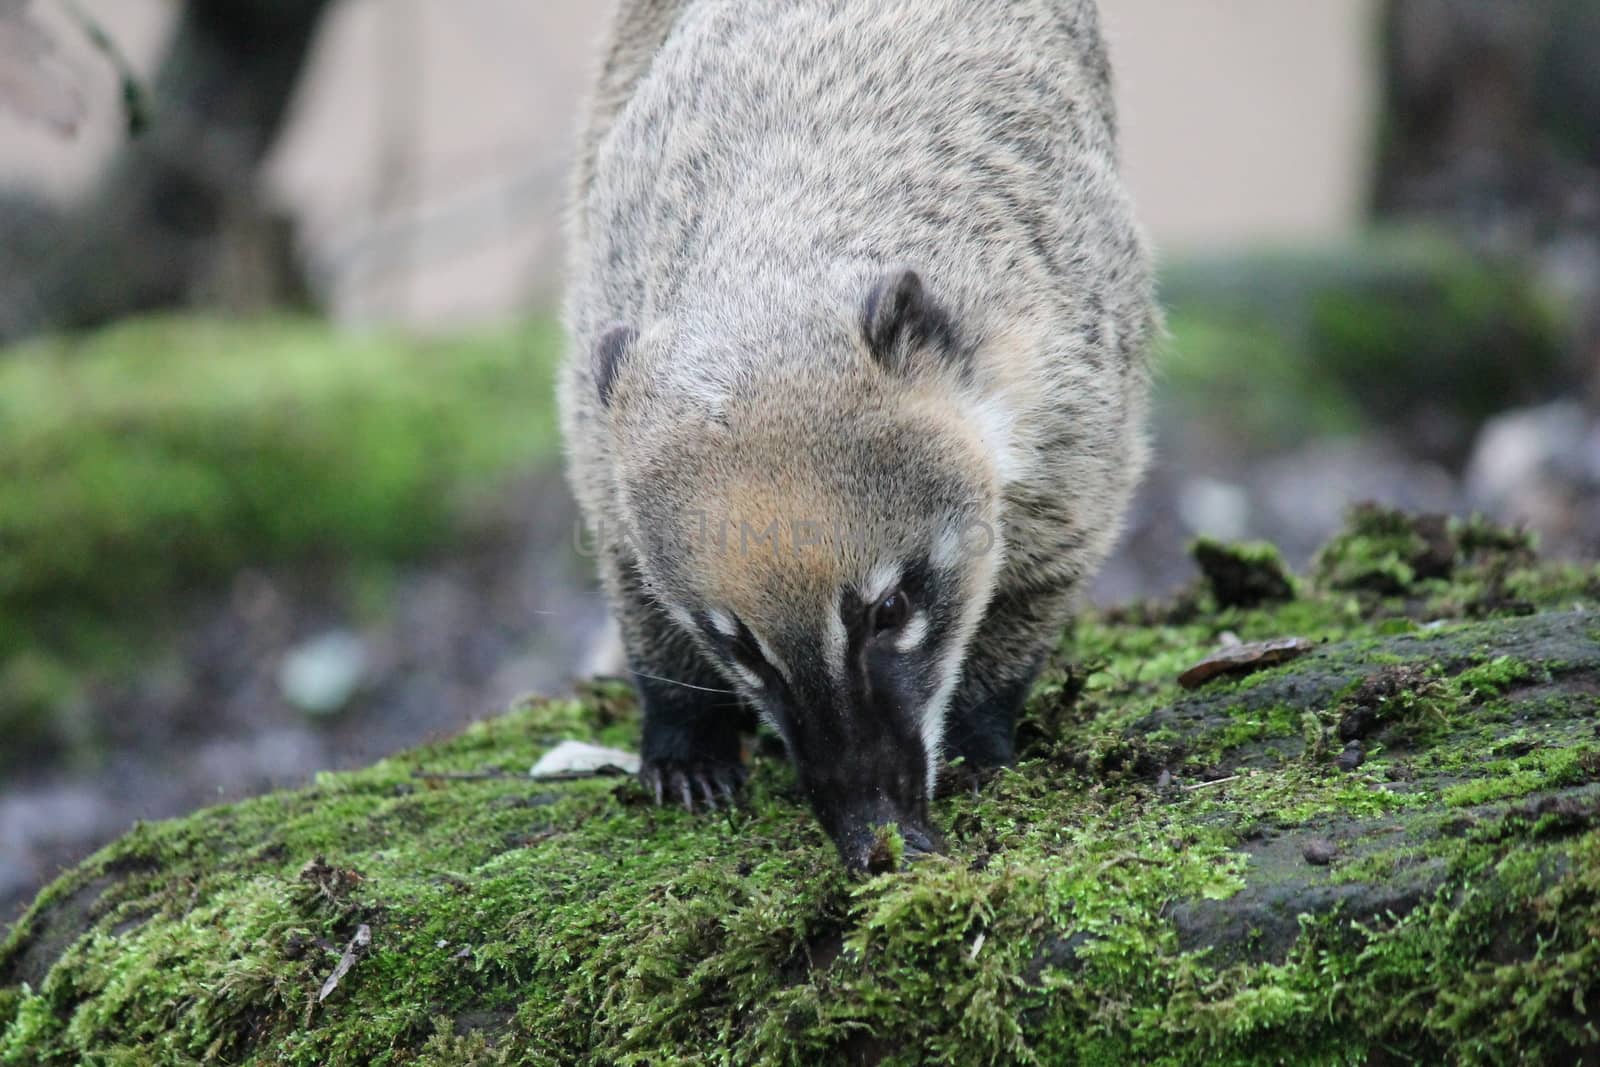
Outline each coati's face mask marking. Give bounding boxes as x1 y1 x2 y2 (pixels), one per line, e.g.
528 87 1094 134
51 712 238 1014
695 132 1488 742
653 486 1004 873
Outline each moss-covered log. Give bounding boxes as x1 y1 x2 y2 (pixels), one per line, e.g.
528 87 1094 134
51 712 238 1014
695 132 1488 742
3 512 1598 1065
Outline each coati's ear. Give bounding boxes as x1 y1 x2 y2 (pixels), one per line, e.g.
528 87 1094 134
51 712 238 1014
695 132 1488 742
862 269 959 374
593 323 638 408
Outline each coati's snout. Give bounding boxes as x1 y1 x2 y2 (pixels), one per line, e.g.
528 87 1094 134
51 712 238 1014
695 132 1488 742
777 665 943 874
833 811 938 876
810 781 939 876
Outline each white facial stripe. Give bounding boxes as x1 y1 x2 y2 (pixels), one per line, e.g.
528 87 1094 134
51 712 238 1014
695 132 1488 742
731 662 764 691
917 523 1006 797
751 629 789 682
921 648 962 795
864 560 903 604
705 608 790 684
753 705 786 740
920 626 976 795
824 591 848 678
895 611 930 653
667 605 697 632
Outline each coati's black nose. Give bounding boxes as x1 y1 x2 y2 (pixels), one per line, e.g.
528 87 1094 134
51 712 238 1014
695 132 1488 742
837 817 940 876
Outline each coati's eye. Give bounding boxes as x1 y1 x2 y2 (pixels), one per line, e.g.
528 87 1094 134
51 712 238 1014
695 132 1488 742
872 590 910 633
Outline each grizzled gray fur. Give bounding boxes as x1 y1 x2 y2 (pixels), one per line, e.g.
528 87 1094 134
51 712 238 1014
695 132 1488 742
560 0 1155 872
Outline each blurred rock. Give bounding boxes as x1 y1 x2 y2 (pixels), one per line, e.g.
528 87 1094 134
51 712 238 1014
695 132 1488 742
1177 479 1251 542
194 728 327 790
1252 438 1461 562
578 615 627 680
277 630 368 715
1466 401 1600 558
0 780 106 921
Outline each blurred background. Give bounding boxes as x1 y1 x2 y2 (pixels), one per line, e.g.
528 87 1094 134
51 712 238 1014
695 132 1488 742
1 0 1597 930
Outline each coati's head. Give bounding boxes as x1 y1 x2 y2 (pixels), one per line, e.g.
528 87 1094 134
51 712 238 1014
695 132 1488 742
592 269 1015 872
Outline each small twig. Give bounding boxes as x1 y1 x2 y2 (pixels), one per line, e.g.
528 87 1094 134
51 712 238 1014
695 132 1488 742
967 931 987 962
411 769 518 782
1095 852 1164 877
415 765 634 785
1184 775 1241 792
530 765 631 782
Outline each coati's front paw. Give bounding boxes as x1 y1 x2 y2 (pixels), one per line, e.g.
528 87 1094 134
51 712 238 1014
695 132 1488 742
640 757 747 812
934 758 1002 799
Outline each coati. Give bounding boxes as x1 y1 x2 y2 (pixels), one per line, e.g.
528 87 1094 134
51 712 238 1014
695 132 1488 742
561 0 1155 871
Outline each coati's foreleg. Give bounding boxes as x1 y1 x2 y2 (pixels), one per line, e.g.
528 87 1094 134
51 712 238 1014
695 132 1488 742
612 555 748 811
941 585 1069 772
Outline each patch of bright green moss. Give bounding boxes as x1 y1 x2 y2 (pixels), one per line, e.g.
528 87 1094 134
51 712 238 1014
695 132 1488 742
0 315 565 762
1442 748 1599 808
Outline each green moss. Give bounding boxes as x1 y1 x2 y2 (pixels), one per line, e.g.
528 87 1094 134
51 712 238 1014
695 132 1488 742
1451 656 1538 698
1441 748 1598 807
3 515 1599 1064
1313 503 1458 595
1304 246 1563 427
1156 312 1363 449
0 315 565 764
1211 704 1302 753
0 651 81 758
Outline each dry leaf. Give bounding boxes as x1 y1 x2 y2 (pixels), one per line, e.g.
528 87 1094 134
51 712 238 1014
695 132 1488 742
317 924 372 1003
1177 636 1315 690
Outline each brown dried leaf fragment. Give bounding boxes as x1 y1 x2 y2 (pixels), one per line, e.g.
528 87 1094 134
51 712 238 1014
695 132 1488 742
1177 636 1315 690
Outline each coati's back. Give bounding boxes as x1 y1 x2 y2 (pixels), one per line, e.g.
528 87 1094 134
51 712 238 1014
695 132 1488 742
569 0 1142 346
560 0 1155 871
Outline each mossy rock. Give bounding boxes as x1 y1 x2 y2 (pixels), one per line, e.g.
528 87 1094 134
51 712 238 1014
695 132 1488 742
3 517 1599 1065
1190 538 1296 608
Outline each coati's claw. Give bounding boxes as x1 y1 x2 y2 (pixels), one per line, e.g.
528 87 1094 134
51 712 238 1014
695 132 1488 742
641 759 746 814
713 765 743 803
